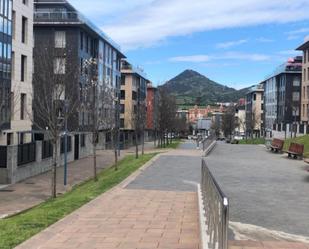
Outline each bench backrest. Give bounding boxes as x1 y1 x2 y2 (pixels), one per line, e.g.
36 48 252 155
271 138 284 149
289 142 304 155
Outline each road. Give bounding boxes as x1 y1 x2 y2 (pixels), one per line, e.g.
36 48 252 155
206 142 309 239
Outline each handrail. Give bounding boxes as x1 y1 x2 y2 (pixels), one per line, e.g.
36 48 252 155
201 159 229 249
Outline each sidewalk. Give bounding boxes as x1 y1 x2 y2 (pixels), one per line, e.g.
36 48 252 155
15 188 200 249
0 141 159 218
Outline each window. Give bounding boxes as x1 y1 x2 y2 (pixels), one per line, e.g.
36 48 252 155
20 93 26 120
10 92 14 119
120 118 124 128
81 134 85 147
304 69 306 82
23 0 28 5
55 31 66 48
120 104 125 114
21 55 27 82
12 10 15 39
120 90 125 100
121 75 125 85
292 92 300 101
253 94 256 101
21 16 27 43
132 91 137 101
293 77 300 86
54 58 66 74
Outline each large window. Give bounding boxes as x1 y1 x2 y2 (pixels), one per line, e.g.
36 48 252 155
54 57 66 74
55 31 66 48
21 16 27 43
20 93 26 120
292 92 300 101
21 55 27 82
293 77 300 87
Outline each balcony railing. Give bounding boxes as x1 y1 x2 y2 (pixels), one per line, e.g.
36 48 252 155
34 11 79 22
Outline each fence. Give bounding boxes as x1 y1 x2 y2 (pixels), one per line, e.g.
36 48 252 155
201 159 229 249
42 140 53 159
18 143 36 166
0 146 7 168
202 135 216 151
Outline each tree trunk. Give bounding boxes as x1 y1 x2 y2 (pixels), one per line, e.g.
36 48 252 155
135 130 139 159
93 139 98 181
142 130 145 155
114 130 118 170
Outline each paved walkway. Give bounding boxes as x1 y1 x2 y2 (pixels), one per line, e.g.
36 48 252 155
0 142 160 218
16 141 202 249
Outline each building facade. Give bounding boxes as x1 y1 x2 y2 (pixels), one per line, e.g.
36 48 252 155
297 41 309 123
33 0 124 150
146 83 158 131
245 84 264 136
261 56 302 132
120 60 148 144
0 0 12 142
0 0 33 146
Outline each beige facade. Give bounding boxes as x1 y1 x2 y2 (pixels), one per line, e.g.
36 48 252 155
120 60 148 132
297 42 309 123
0 0 33 145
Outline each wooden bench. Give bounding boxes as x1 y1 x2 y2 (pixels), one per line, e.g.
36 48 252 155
285 143 304 159
270 138 284 152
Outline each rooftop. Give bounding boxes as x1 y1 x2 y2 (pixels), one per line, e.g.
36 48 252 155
263 56 302 81
34 0 122 52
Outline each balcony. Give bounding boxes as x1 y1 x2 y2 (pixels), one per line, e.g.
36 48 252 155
34 11 80 23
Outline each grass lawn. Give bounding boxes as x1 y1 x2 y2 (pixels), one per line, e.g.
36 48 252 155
0 153 157 249
239 138 266 145
283 135 309 157
158 139 182 149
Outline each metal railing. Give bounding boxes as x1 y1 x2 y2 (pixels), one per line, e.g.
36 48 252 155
34 11 79 22
0 146 7 168
201 159 229 249
202 135 216 152
18 143 36 166
42 140 53 160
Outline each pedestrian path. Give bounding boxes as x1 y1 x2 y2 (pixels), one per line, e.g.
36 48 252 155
15 189 200 249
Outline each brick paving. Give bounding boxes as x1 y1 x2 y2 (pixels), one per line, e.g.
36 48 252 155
0 142 162 218
15 189 200 249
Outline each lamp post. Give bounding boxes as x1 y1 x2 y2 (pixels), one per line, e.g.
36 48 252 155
64 100 68 186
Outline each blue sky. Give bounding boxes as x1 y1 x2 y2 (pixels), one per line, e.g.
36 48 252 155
71 0 309 89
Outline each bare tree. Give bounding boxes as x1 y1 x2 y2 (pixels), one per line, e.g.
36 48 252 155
157 90 177 147
246 107 258 138
32 41 79 198
81 58 118 176
222 105 237 139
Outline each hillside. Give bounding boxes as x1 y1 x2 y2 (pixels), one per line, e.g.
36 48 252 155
161 69 250 106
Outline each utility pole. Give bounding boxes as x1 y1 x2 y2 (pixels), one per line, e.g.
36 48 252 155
64 100 68 186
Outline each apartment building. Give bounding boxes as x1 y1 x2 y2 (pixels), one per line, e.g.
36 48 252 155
261 56 302 133
297 41 309 123
0 0 33 146
245 84 264 137
120 60 148 144
0 0 12 139
33 0 125 152
146 83 158 132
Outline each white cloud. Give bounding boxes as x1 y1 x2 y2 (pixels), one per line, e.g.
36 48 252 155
94 0 309 50
287 28 309 35
216 39 248 49
169 52 271 63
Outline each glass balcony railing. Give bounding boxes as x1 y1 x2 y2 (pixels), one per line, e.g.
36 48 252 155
34 11 121 51
34 11 79 22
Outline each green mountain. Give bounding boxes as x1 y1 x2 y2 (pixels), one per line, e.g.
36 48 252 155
161 69 250 106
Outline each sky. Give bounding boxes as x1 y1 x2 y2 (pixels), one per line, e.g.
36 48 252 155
70 0 309 89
